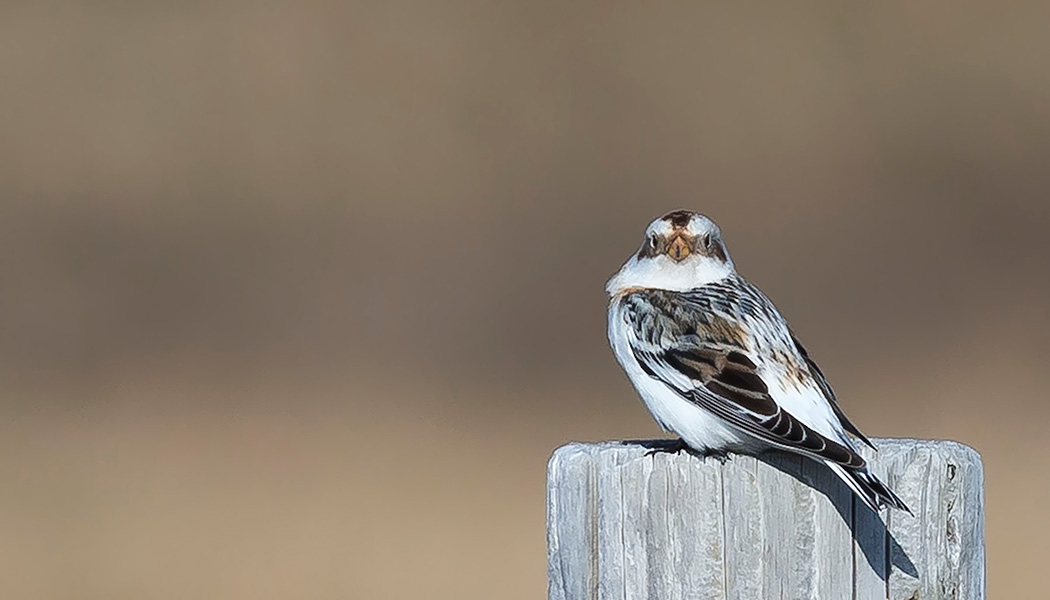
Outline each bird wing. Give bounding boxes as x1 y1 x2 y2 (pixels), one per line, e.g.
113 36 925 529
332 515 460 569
622 285 867 470
789 332 876 450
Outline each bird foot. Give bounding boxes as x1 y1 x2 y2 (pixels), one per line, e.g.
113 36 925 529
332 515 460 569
641 439 731 463
643 438 692 457
698 447 731 464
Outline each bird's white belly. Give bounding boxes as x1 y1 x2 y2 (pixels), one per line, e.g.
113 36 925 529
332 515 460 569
632 370 749 452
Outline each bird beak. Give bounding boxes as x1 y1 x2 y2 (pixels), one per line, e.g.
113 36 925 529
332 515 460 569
667 235 691 262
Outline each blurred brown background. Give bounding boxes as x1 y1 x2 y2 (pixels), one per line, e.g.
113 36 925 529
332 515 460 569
1 2 1047 598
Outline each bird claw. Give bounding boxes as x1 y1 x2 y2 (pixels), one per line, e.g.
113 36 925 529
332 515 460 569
699 447 731 464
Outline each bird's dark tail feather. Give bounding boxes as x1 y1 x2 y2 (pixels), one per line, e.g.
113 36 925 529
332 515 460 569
830 463 912 514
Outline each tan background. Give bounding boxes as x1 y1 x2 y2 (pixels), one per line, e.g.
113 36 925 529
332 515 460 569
1 2 1048 598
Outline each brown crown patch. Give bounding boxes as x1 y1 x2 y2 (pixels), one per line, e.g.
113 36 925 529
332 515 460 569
662 210 695 229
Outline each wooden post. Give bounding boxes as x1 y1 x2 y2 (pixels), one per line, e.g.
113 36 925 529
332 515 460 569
547 438 984 600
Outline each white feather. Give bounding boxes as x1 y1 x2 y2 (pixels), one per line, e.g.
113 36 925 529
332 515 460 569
606 252 734 295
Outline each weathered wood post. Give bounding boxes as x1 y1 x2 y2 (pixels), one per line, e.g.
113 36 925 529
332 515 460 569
547 438 984 600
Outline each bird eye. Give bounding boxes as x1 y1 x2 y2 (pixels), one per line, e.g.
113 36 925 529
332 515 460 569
701 234 711 249
648 235 658 249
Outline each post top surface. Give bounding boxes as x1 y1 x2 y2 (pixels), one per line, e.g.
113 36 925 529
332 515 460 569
549 437 982 472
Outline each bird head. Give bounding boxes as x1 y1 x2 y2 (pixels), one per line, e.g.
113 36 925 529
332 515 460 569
607 210 735 295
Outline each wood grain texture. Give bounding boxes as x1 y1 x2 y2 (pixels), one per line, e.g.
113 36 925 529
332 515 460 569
547 439 984 600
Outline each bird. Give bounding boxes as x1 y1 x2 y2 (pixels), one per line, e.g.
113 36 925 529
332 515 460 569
606 209 909 513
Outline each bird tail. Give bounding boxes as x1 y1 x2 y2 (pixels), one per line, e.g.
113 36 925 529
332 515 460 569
826 462 912 514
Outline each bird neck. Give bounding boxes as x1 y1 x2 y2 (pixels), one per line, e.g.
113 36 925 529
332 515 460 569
606 256 735 295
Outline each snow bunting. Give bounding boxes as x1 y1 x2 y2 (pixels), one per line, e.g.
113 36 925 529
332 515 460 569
607 210 909 513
